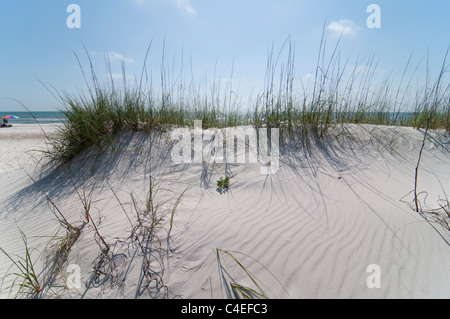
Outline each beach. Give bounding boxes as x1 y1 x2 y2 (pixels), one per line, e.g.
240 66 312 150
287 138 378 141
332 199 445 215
0 124 61 174
0 123 449 299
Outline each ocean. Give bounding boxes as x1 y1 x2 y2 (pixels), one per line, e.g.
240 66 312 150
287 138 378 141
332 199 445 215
1 111 66 124
1 110 420 126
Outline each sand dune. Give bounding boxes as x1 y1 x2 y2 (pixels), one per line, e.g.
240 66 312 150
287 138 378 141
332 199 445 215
0 124 449 299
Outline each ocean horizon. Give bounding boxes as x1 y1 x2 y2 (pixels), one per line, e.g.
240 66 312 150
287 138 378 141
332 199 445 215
1 110 421 126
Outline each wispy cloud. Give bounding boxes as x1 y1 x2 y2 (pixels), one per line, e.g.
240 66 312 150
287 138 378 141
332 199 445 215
175 0 197 16
107 52 134 63
91 51 134 64
130 0 197 16
327 19 359 38
108 73 136 82
301 72 315 83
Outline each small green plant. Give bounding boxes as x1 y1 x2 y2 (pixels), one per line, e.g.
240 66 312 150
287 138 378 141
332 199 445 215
216 249 268 299
217 176 230 192
215 249 291 299
0 231 41 298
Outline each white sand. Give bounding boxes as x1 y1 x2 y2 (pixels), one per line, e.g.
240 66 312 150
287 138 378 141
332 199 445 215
0 124 61 174
0 123 449 299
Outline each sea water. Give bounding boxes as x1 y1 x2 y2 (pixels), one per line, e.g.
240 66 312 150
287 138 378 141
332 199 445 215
0 111 66 124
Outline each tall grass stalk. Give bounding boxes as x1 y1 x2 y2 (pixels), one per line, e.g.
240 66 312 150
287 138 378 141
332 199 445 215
0 231 41 298
414 47 449 213
108 181 167 292
216 249 290 299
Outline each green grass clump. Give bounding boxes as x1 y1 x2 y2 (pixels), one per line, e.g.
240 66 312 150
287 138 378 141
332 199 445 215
45 40 449 164
217 176 230 192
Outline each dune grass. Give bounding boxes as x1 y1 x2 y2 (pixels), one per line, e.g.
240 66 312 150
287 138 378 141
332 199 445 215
42 38 449 165
216 248 291 299
0 231 41 298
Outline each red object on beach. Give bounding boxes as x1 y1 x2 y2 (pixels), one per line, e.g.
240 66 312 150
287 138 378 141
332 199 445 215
2 115 20 120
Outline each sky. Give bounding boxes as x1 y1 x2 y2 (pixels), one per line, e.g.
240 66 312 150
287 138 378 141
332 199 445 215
0 0 449 111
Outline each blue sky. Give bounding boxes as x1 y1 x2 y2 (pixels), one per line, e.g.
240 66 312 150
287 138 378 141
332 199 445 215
0 0 449 111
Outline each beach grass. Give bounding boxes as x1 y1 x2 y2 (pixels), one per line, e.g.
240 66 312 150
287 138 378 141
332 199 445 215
0 231 41 298
216 249 291 299
41 38 449 164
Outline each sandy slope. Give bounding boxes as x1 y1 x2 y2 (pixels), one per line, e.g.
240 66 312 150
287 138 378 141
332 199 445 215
0 124 449 299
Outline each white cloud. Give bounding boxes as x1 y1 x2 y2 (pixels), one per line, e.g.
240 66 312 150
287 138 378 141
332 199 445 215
327 19 359 38
130 0 197 16
176 0 197 16
90 51 133 63
106 52 134 64
302 73 314 82
108 73 136 82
